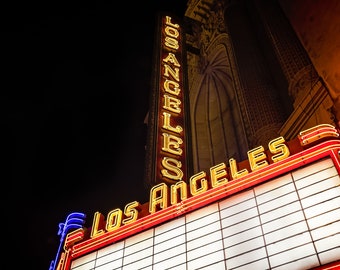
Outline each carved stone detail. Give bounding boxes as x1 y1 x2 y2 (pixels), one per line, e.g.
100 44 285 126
288 64 319 106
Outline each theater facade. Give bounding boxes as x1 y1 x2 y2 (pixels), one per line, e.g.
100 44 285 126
50 0 340 269
52 124 340 269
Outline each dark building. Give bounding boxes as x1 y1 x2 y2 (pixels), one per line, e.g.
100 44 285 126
144 0 340 188
49 1 340 269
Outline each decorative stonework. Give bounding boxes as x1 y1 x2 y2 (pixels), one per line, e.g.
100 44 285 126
289 64 319 105
251 123 283 149
185 0 226 73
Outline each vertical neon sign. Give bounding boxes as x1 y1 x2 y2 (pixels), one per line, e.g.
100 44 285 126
156 15 187 185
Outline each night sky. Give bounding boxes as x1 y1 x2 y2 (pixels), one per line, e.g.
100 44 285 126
4 1 187 269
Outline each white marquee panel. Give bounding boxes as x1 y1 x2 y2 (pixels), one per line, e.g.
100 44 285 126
70 158 340 270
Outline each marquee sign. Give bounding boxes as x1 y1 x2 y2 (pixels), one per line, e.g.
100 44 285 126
50 124 340 270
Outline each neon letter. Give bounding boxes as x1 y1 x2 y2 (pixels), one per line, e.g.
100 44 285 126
248 146 268 171
161 157 183 181
162 133 183 155
163 95 181 113
164 79 180 96
90 212 106 238
229 158 248 179
269 136 290 162
210 162 228 187
162 112 182 133
170 181 187 204
190 171 208 196
149 183 168 214
106 209 122 232
122 201 141 225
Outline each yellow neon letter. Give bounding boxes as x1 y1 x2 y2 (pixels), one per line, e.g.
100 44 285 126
164 36 179 50
163 53 180 67
122 201 141 225
161 157 183 181
165 16 179 29
210 162 228 188
90 212 106 238
190 171 208 196
163 64 180 82
164 79 180 96
163 95 181 113
106 208 122 232
162 112 183 133
269 136 290 162
162 133 183 155
165 26 179 38
248 146 268 171
170 181 187 204
229 158 248 179
149 183 168 214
